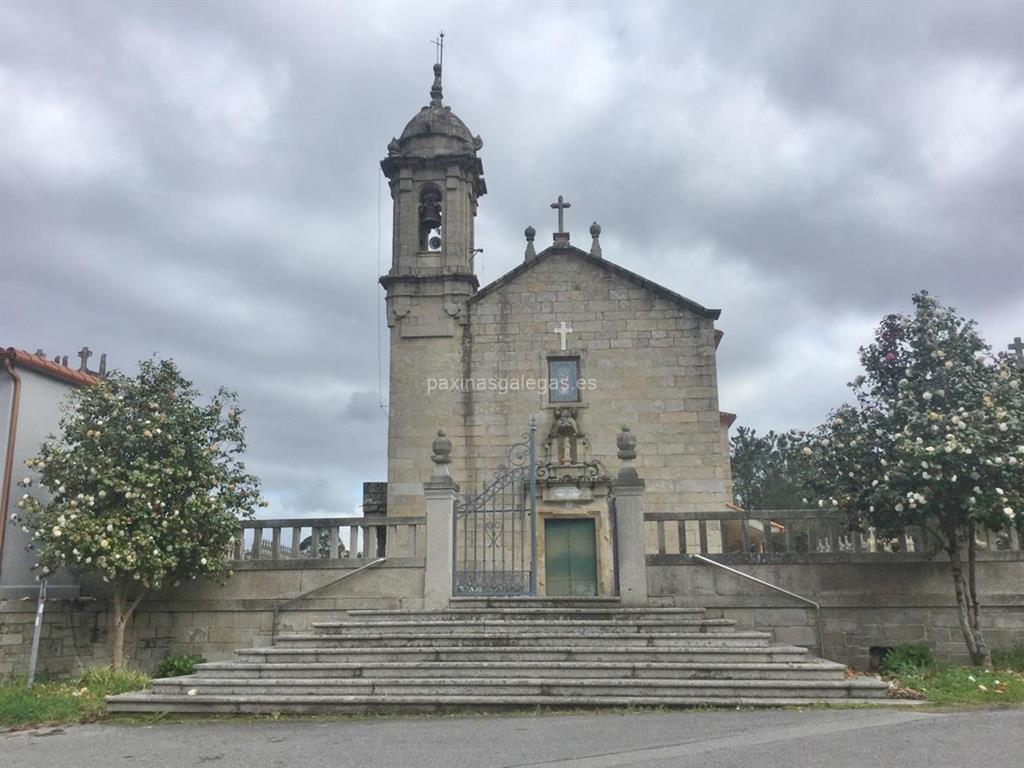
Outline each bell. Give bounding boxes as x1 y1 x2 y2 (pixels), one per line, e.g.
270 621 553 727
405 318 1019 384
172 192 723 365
421 210 442 231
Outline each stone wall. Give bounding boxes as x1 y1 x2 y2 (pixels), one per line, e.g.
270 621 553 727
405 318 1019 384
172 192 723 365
7 544 1023 680
648 554 1024 667
0 560 425 680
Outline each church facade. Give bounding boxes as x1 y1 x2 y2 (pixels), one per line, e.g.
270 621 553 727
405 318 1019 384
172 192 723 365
379 64 732 596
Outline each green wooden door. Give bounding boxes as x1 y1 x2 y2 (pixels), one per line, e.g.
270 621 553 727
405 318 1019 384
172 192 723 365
544 518 598 597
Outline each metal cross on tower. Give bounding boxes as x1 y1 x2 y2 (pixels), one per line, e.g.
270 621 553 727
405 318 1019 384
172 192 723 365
431 30 445 66
550 195 571 234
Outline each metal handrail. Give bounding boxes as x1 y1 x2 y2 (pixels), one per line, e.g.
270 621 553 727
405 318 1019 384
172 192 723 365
692 553 824 658
271 557 386 640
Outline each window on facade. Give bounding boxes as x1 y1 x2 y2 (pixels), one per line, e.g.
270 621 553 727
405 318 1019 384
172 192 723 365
548 357 581 403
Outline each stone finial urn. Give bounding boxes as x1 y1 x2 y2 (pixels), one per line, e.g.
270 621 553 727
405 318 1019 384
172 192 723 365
617 424 637 461
431 429 453 466
617 425 639 482
524 225 537 261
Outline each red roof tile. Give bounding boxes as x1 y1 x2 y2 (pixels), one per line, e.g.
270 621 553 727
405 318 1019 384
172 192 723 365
1 348 100 387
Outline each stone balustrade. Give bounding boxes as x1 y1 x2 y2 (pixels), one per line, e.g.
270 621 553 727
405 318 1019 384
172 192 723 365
645 509 1022 560
236 516 426 562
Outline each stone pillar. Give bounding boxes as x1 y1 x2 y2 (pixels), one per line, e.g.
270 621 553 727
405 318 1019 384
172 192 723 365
423 430 459 610
613 426 648 606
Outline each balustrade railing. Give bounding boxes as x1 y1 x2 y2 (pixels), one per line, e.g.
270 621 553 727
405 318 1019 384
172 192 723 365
235 516 426 562
645 509 1022 558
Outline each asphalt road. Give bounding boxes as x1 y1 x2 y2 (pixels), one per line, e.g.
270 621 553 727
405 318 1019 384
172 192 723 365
2 707 1023 768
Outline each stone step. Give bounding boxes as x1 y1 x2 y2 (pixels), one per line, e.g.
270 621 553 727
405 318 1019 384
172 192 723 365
310 619 738 635
149 676 890 700
107 692 911 715
449 597 624 609
195 659 847 681
345 607 708 622
104 595 895 716
272 632 773 649
236 645 810 664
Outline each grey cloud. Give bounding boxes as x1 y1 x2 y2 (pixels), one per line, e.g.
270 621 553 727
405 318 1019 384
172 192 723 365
2 0 1021 515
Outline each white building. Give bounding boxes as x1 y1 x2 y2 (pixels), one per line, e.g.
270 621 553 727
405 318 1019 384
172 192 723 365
1 348 100 598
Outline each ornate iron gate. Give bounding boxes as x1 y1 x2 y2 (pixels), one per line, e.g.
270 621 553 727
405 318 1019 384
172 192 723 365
453 420 537 596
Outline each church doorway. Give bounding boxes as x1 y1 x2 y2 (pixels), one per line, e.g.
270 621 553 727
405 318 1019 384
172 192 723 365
544 518 598 597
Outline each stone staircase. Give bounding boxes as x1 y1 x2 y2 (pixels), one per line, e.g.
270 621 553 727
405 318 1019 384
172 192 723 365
107 598 893 714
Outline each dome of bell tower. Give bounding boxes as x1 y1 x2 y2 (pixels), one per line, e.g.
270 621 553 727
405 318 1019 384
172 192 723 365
385 64 483 163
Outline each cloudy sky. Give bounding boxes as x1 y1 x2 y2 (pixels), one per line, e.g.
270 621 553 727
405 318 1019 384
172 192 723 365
2 0 1022 516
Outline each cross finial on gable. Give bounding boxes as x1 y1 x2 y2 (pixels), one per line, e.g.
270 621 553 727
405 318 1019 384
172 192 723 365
550 195 571 233
550 195 571 247
1009 336 1024 369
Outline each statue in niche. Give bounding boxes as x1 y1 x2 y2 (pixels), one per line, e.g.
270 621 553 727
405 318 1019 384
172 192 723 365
537 407 611 486
548 407 582 466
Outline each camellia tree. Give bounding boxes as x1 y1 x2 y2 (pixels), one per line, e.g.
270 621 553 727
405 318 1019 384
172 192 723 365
9 359 264 669
791 292 1023 666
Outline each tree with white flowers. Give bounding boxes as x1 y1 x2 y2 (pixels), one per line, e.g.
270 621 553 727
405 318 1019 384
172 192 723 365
9 359 264 670
791 292 1023 666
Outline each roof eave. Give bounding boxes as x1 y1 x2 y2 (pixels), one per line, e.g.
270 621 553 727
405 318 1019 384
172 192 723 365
1 348 99 387
469 245 722 320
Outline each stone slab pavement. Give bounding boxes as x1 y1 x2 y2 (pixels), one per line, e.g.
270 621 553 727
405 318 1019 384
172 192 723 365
2 708 1023 768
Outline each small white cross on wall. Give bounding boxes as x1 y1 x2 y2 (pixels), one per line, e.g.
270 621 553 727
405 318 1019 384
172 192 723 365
554 321 573 351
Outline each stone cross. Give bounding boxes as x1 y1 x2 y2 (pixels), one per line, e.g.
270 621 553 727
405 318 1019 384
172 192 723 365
77 346 92 371
554 321 573 351
550 195 571 234
1010 337 1024 369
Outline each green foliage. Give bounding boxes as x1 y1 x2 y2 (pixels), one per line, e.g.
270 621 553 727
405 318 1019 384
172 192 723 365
0 666 149 727
881 643 935 675
154 654 205 679
9 358 264 590
892 664 1024 706
729 427 806 510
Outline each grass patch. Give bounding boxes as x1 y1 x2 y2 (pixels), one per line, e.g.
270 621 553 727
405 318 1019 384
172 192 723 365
889 644 1024 707
0 667 149 728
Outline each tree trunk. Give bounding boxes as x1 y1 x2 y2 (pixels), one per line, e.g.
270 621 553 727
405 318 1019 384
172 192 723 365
967 523 981 630
966 525 991 666
109 582 145 671
945 525 991 667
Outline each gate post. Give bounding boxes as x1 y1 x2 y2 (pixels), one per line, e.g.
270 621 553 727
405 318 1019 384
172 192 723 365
613 426 648 606
423 430 459 610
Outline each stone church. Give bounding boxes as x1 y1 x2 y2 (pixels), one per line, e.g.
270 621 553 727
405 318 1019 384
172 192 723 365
380 63 733 597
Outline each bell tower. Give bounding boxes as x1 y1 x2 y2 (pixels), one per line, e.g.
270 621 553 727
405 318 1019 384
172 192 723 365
380 63 485 281
379 60 485 516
